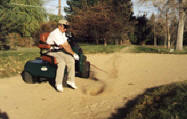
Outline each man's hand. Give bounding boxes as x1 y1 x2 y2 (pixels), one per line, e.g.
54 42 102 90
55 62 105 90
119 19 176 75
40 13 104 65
73 53 79 60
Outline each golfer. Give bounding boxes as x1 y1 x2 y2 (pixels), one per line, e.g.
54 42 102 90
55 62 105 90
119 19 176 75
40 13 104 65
46 20 79 92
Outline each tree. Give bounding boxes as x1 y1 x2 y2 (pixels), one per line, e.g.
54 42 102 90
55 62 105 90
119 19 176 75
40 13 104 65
176 0 187 50
65 0 134 45
152 0 174 48
48 14 64 22
69 1 114 45
110 0 134 45
0 0 47 47
153 14 170 46
133 15 151 45
170 16 178 47
139 0 187 50
155 17 167 45
149 14 157 46
65 0 99 15
184 17 187 45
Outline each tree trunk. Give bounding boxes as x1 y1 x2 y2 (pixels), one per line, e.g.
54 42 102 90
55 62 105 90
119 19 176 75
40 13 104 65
166 11 171 49
153 19 157 47
115 40 119 45
167 20 171 49
171 39 176 48
176 0 185 51
154 36 157 47
96 39 99 45
104 38 107 47
167 32 171 49
120 39 123 45
164 34 167 48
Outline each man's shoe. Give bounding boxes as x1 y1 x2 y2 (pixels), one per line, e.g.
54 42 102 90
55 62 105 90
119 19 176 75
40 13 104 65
66 81 77 89
56 84 63 92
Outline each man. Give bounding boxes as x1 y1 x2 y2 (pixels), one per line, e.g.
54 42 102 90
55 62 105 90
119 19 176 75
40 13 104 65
46 20 79 92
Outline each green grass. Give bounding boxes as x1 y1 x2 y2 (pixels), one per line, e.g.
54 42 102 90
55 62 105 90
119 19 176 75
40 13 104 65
130 45 187 54
80 44 126 54
0 47 40 78
121 81 187 119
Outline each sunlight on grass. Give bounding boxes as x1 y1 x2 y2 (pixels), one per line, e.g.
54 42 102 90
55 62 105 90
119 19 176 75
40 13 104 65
0 47 40 78
130 45 187 54
80 44 125 54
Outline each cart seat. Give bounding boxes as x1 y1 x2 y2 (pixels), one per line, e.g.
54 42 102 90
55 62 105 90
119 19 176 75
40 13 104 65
41 55 58 64
38 32 58 64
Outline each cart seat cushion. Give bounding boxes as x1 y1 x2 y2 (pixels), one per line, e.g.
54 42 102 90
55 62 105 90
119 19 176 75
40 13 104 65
38 44 51 49
41 55 58 64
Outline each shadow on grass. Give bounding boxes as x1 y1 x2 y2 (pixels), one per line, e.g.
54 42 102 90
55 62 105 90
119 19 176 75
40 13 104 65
0 110 9 119
108 87 158 119
108 81 187 119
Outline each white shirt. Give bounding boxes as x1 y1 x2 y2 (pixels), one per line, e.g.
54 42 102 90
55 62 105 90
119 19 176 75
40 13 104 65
47 28 67 48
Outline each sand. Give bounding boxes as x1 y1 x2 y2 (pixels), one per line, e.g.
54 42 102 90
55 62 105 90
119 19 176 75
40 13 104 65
0 53 187 119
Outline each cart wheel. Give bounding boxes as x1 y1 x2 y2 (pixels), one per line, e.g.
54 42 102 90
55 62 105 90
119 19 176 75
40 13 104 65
22 71 35 84
81 61 90 78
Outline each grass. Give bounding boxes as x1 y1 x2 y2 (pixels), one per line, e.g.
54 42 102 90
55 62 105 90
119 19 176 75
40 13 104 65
80 44 126 54
0 47 40 78
129 45 187 54
121 81 187 119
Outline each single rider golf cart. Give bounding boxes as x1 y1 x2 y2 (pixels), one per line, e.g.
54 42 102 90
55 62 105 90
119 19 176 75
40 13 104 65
21 32 90 84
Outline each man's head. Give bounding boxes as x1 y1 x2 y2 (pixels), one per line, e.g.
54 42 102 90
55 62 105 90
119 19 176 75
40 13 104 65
58 20 69 33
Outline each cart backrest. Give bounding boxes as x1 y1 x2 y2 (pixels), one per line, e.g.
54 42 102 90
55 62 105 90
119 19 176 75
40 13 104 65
40 32 50 43
38 32 51 49
38 32 57 64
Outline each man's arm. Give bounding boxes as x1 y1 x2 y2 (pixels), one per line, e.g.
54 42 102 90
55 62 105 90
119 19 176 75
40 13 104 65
59 42 75 55
59 41 79 60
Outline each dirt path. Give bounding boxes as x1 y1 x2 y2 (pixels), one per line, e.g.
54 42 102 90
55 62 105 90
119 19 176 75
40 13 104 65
1 53 187 119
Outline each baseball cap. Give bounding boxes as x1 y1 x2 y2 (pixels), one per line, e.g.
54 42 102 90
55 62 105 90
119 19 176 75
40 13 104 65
58 19 69 25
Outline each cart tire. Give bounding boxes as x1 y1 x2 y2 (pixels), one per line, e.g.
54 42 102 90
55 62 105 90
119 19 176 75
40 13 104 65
22 71 35 84
81 61 90 78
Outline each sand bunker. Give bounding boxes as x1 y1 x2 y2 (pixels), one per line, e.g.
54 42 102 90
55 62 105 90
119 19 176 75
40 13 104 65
1 53 187 119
